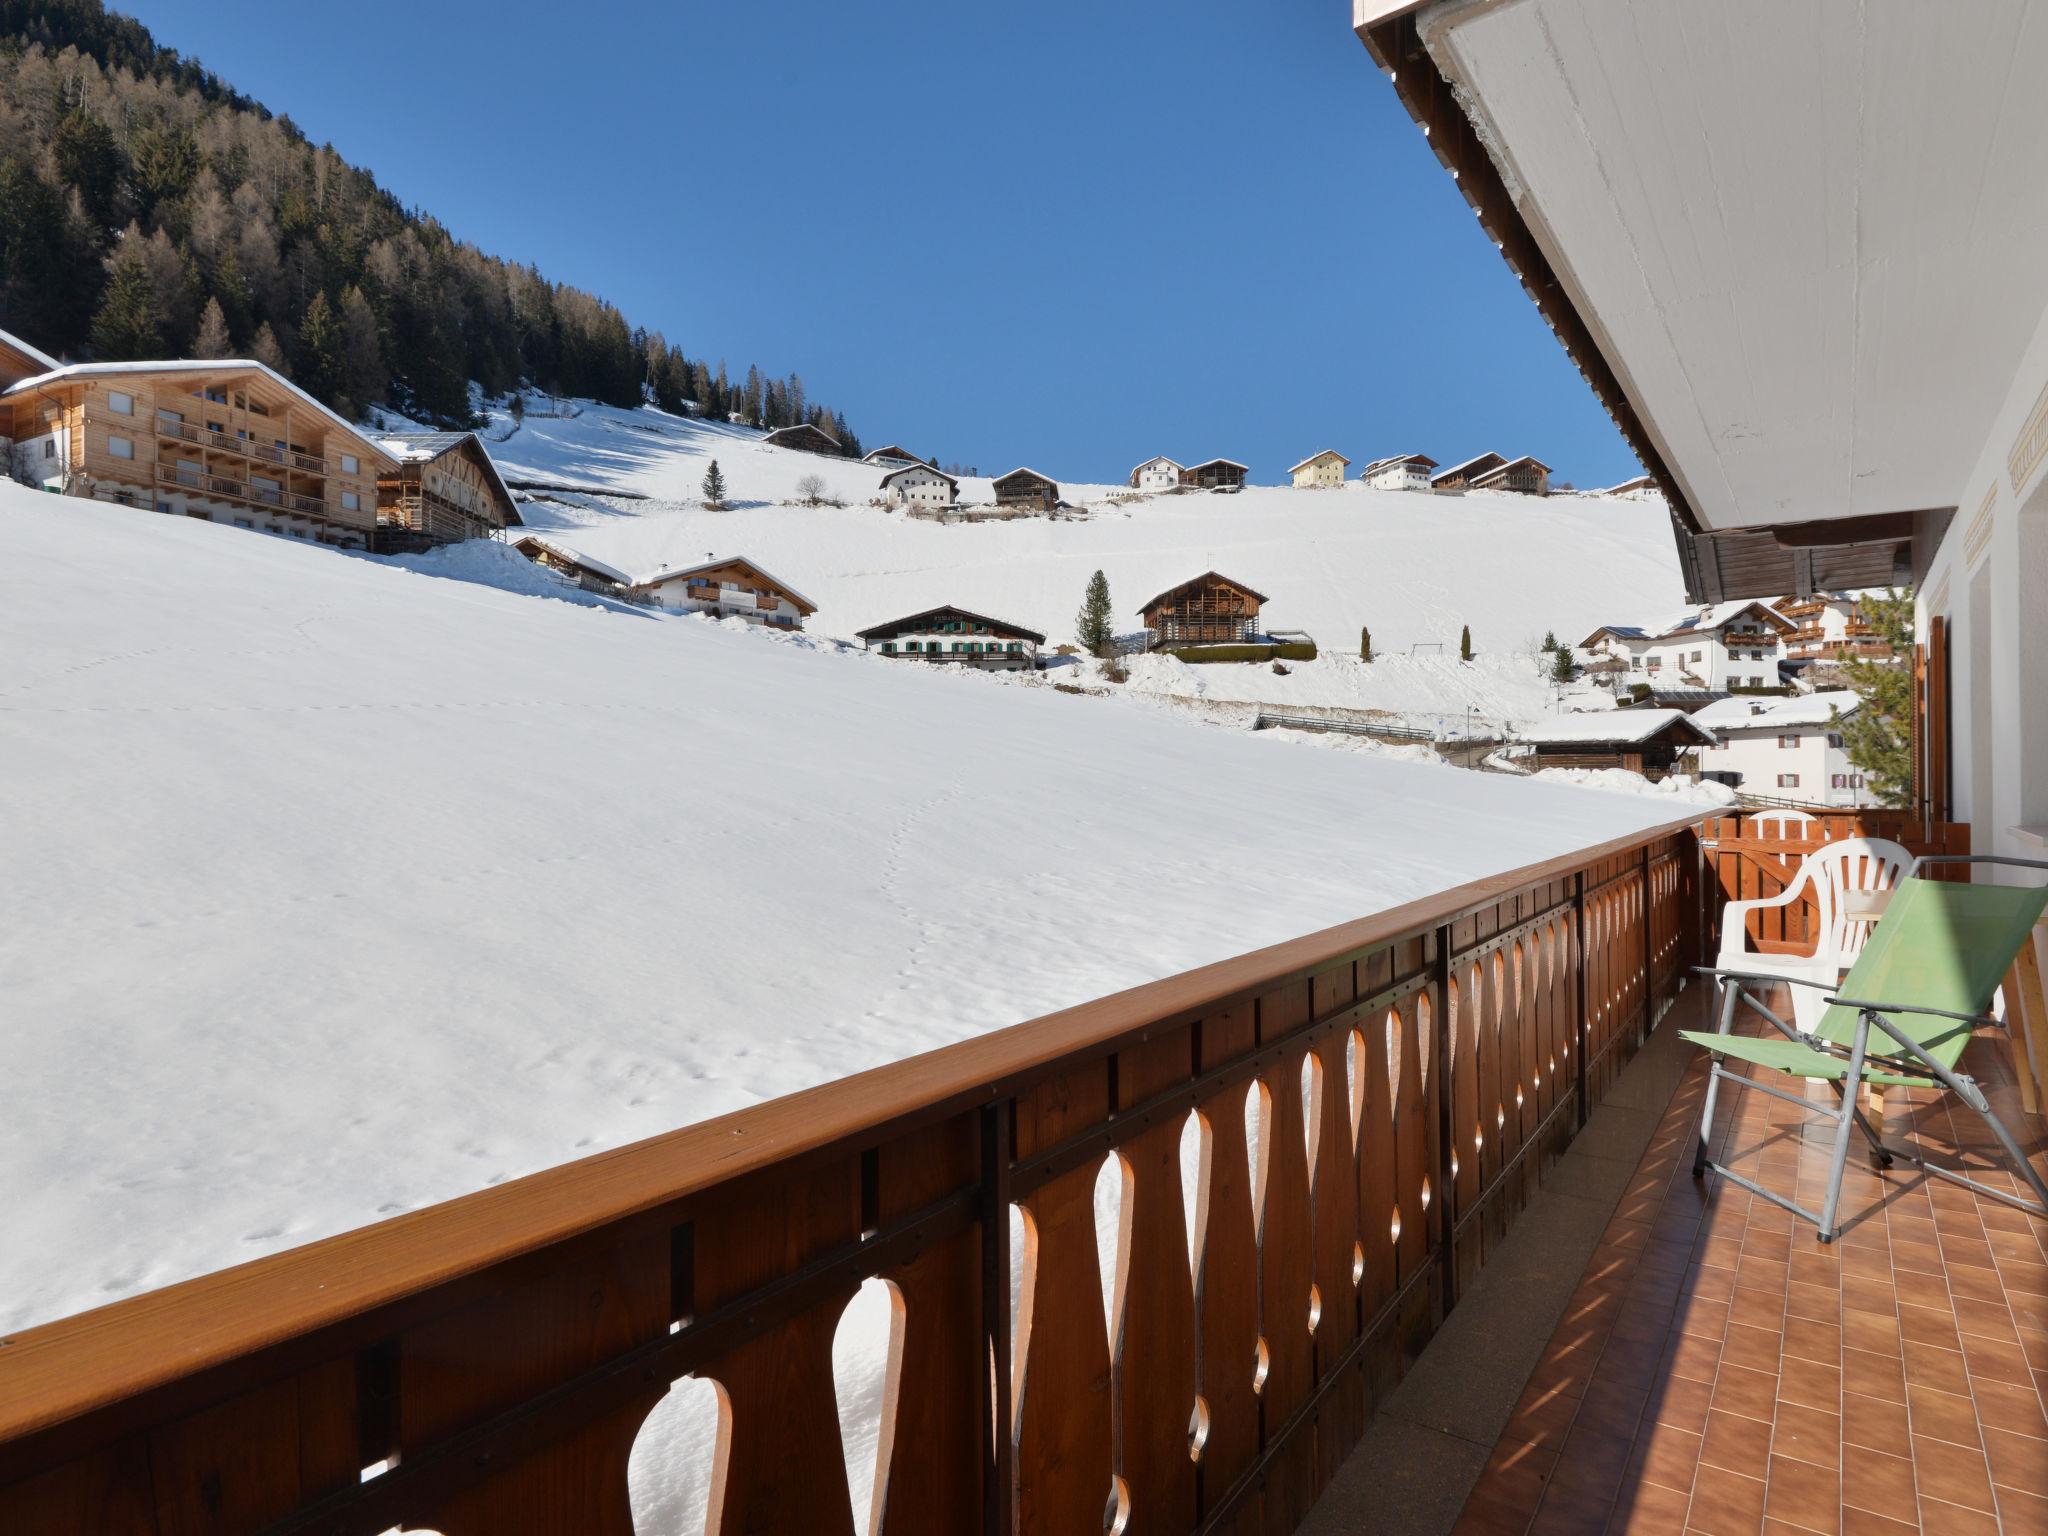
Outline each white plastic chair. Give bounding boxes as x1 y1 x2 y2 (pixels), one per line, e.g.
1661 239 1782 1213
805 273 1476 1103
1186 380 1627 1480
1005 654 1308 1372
1716 836 1915 1029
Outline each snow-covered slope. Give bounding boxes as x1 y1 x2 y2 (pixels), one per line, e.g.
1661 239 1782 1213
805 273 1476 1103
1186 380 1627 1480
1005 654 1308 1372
483 400 1685 672
0 484 1694 1339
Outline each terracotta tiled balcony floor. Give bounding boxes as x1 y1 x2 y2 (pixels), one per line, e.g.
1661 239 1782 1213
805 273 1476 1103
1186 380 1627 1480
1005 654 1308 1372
1454 998 2048 1536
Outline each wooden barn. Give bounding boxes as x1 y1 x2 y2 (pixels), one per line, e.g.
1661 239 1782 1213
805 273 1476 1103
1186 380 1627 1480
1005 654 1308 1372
1181 457 1249 491
761 423 842 456
992 467 1059 512
1430 451 1507 490
1140 571 1269 648
1469 455 1553 496
1514 710 1716 781
374 431 521 548
856 605 1046 671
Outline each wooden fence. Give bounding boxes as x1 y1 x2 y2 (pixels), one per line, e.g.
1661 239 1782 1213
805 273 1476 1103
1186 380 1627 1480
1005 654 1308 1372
1700 812 1970 954
0 817 1705 1536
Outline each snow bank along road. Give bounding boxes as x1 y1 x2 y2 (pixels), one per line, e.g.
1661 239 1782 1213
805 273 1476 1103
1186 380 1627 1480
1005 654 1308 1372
0 483 1694 1341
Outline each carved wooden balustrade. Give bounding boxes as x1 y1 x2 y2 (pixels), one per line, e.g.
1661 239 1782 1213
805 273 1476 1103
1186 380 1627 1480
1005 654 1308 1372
0 815 1705 1535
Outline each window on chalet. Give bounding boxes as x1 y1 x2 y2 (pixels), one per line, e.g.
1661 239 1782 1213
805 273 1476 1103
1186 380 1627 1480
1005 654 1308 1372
340 454 359 475
1827 733 1844 749
881 642 895 654
1778 734 1800 748
340 491 360 512
108 435 134 459
107 390 134 415
1777 774 1800 789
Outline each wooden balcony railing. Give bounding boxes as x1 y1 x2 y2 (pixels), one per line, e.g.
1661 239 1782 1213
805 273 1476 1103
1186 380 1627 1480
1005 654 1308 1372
0 814 1709 1535
154 415 329 475
154 463 329 518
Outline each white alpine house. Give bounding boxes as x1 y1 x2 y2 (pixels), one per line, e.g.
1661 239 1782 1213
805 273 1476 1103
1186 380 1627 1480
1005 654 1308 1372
1692 691 1877 807
879 462 958 511
1128 455 1183 493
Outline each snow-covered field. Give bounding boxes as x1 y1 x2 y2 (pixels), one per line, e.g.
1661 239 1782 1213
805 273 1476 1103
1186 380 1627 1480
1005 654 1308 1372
475 400 1685 728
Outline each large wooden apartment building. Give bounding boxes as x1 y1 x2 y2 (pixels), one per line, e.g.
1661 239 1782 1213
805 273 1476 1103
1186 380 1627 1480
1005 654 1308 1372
0 351 395 548
375 431 521 547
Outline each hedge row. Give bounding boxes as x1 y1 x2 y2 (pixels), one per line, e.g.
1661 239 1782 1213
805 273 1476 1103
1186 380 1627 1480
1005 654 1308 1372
1166 642 1320 664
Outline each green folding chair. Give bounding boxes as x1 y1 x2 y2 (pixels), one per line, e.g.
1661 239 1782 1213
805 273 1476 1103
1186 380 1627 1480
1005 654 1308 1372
1687 856 2048 1242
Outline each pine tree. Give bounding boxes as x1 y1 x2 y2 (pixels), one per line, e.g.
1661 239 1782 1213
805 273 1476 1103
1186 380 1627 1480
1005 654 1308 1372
702 459 728 507
1541 629 1560 653
1549 645 1575 683
1360 625 1372 662
337 285 385 415
1460 625 1473 662
91 242 165 358
296 290 342 403
1836 589 1916 808
1077 570 1114 656
250 320 289 374
192 296 232 357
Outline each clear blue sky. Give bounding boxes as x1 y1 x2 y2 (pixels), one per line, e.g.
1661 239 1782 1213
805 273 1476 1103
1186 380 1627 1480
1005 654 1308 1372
127 0 1640 488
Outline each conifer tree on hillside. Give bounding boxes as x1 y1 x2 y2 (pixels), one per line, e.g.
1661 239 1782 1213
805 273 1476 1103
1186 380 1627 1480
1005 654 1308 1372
249 320 287 374
1077 570 1114 657
90 242 164 357
701 459 728 508
1360 625 1372 662
1541 630 1560 653
192 295 231 357
1550 645 1575 683
295 290 341 404
1460 625 1473 662
1836 590 1916 808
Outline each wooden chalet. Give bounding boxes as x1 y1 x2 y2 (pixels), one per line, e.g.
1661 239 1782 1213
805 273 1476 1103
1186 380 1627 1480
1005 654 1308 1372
631 556 817 631
1288 450 1351 489
508 534 631 594
1181 457 1249 491
1140 571 1269 648
760 423 842 456
1469 454 1552 496
1514 709 1715 781
1603 474 1659 496
0 326 58 391
855 605 1046 671
861 445 922 467
1429 451 1506 490
0 358 396 548
374 431 521 549
991 467 1059 512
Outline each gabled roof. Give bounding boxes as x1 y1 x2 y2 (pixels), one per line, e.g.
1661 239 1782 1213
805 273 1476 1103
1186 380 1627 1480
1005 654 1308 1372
1518 709 1716 748
761 422 841 449
1471 454 1553 480
1580 624 1652 647
509 534 634 587
0 326 60 374
1693 690 1863 732
1130 455 1183 476
1288 450 1352 474
992 466 1058 488
1604 475 1658 495
1185 457 1249 473
855 605 1047 644
2 357 397 466
1363 453 1439 473
1657 600 1797 639
879 462 958 488
1139 570 1270 614
378 430 522 526
633 555 819 615
862 445 920 464
1431 451 1507 483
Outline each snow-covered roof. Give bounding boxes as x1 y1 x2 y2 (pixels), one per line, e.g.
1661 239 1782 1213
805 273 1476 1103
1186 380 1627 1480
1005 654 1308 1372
633 555 819 615
1432 451 1506 482
378 430 521 524
508 534 634 587
1 357 397 464
993 466 1058 487
1139 570 1270 613
1656 600 1796 638
878 462 957 488
1517 709 1716 747
1692 690 1862 732
1288 450 1351 473
1472 454 1553 479
1362 453 1439 473
1185 457 1249 473
862 445 920 464
1581 624 1652 647
0 326 59 372
1129 455 1183 477
855 605 1047 644
1604 475 1658 494
761 423 841 448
